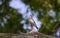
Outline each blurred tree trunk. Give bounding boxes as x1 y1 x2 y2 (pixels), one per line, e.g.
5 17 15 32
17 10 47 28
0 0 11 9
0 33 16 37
0 32 57 38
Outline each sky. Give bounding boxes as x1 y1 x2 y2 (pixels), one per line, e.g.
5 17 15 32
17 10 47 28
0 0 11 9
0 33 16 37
9 0 42 32
56 28 60 36
0 0 2 5
9 0 60 36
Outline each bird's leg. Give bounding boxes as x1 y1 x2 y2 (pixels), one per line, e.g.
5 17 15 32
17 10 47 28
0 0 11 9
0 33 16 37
30 25 35 32
32 26 35 32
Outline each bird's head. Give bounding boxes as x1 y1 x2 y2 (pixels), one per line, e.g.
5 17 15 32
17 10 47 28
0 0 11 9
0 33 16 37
29 15 32 19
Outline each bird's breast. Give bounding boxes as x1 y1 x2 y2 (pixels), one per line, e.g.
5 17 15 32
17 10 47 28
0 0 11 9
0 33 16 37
29 19 35 24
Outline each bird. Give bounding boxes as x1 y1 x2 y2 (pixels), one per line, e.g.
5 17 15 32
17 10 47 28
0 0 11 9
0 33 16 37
28 15 38 32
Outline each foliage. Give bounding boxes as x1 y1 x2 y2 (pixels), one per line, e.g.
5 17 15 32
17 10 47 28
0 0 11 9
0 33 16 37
22 0 60 35
0 0 26 33
0 0 60 36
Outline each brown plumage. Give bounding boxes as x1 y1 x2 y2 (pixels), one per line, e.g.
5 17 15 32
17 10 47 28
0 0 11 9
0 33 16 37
28 15 38 29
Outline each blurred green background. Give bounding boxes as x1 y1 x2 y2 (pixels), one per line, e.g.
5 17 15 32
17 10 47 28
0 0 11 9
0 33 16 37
0 0 60 36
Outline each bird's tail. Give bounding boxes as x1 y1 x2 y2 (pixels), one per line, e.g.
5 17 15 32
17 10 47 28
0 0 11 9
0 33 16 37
35 25 38 29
